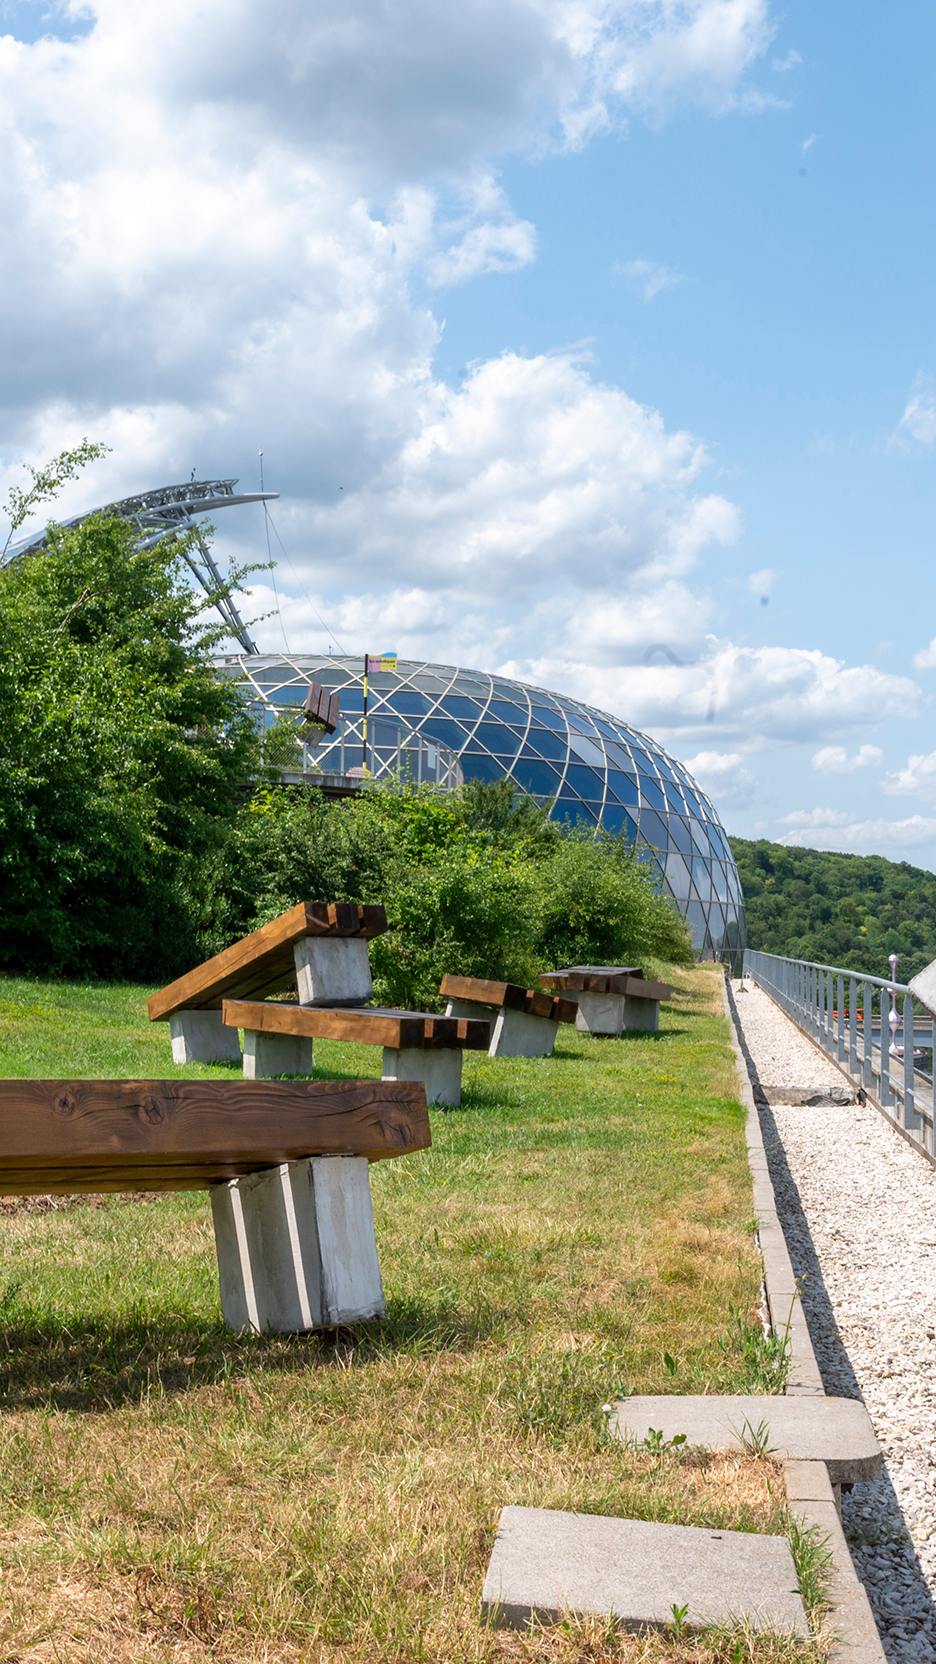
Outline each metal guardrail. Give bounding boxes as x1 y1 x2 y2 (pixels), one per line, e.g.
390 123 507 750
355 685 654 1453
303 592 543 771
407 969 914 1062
742 948 935 1160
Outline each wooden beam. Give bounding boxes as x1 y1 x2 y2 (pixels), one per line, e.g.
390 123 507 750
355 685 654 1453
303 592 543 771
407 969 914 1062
623 977 672 1003
439 976 577 1025
223 1000 491 1051
147 902 388 1021
539 966 642 995
0 1078 429 1194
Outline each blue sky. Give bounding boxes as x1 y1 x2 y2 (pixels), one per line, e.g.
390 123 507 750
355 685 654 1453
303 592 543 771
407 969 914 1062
2 0 936 864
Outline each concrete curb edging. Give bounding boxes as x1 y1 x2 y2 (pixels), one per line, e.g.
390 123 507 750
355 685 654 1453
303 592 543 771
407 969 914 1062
721 971 887 1664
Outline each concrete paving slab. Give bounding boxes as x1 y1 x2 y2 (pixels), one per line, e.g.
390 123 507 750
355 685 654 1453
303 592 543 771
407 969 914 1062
481 1507 808 1635
611 1395 880 1484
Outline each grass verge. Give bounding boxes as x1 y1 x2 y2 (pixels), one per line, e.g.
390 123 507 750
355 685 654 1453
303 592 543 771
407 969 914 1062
0 963 827 1662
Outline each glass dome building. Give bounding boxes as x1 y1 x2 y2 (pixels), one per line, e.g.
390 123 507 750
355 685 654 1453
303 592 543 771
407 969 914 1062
216 653 744 958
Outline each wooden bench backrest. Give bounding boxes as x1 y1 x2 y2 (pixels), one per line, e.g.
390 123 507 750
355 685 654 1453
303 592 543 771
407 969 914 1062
147 902 387 1021
439 975 577 1025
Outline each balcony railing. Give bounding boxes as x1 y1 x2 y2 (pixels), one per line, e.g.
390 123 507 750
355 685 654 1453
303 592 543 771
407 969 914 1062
742 948 935 1162
261 713 463 790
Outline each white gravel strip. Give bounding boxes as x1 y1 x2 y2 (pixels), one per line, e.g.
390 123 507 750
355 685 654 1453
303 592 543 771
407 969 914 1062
732 979 936 1663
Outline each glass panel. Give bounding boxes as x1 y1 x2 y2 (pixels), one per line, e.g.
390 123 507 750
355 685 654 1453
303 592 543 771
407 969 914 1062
638 776 667 812
600 804 638 841
606 770 640 805
605 739 635 771
474 722 521 755
530 702 566 730
691 821 711 856
569 733 606 768
563 763 604 800
668 816 692 854
438 695 482 719
384 691 431 716
512 758 561 796
664 782 687 814
685 901 707 946
266 685 309 705
421 717 468 748
526 727 567 760
665 851 692 899
488 699 528 723
459 753 504 783
712 862 729 901
692 857 712 899
637 809 668 851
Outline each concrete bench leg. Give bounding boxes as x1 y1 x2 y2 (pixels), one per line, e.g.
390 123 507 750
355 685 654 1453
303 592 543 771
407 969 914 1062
491 1009 559 1058
574 992 625 1037
382 1046 462 1107
623 995 660 1033
170 1009 242 1064
243 1029 314 1079
445 997 559 1058
293 935 373 1006
210 1154 385 1333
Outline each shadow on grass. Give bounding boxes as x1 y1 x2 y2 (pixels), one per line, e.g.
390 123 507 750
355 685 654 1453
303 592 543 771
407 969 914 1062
0 1292 505 1413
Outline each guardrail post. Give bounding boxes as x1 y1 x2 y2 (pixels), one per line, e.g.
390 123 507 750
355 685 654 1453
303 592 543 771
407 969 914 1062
849 976 858 1074
903 994 920 1134
863 981 874 1091
837 973 845 1062
880 986 893 1108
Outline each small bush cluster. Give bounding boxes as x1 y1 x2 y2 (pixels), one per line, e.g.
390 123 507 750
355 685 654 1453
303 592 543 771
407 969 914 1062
0 512 693 990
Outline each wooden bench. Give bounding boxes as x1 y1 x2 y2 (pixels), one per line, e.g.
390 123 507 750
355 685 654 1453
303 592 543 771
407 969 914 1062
223 1000 491 1106
147 902 388 1066
539 966 673 1035
439 976 577 1058
0 1076 429 1332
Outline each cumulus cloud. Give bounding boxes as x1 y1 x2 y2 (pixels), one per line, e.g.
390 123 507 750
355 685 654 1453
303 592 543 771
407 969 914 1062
913 635 936 671
505 643 924 748
774 811 936 854
615 258 690 302
882 751 936 801
4 0 918 777
888 372 936 452
681 749 758 808
812 744 883 775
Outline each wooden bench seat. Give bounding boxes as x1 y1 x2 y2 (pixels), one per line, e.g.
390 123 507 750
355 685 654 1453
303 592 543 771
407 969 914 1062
539 965 673 1036
222 1000 491 1107
439 976 577 1059
0 1076 429 1334
147 902 389 1064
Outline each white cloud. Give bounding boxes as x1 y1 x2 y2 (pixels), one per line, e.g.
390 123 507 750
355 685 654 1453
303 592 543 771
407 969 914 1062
913 635 936 671
772 49 801 71
882 751 936 802
800 133 818 156
888 372 936 452
811 744 883 775
681 749 758 808
746 565 777 600
504 642 924 748
774 812 936 855
616 258 691 302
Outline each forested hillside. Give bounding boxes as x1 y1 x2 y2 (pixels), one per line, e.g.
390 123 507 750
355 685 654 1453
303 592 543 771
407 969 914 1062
730 837 936 983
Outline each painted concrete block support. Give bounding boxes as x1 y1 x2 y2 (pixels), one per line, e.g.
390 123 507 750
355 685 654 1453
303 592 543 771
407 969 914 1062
170 1008 242 1065
623 994 660 1032
293 935 373 1007
242 1029 314 1079
210 1154 385 1333
382 1046 462 1107
445 997 559 1058
574 991 625 1037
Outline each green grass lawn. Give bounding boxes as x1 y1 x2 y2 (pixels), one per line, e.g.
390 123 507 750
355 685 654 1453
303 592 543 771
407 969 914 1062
0 966 822 1664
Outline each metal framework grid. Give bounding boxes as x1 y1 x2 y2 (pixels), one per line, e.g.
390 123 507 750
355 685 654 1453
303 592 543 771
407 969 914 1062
217 652 745 959
5 478 277 654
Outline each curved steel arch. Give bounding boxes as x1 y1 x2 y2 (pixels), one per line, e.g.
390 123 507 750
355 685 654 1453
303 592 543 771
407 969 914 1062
5 477 276 653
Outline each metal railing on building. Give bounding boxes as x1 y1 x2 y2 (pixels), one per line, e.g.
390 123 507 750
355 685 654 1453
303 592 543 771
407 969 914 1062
743 948 935 1162
260 712 463 791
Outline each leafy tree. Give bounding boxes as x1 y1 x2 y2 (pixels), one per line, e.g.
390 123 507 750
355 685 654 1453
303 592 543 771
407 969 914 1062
0 508 261 977
731 836 936 982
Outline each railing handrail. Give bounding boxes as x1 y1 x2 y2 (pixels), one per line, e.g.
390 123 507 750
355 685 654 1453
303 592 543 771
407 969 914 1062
742 946 935 1167
746 947 910 995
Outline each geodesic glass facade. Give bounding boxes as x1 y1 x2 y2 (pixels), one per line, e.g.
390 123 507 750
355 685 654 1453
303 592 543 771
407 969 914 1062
215 653 744 957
